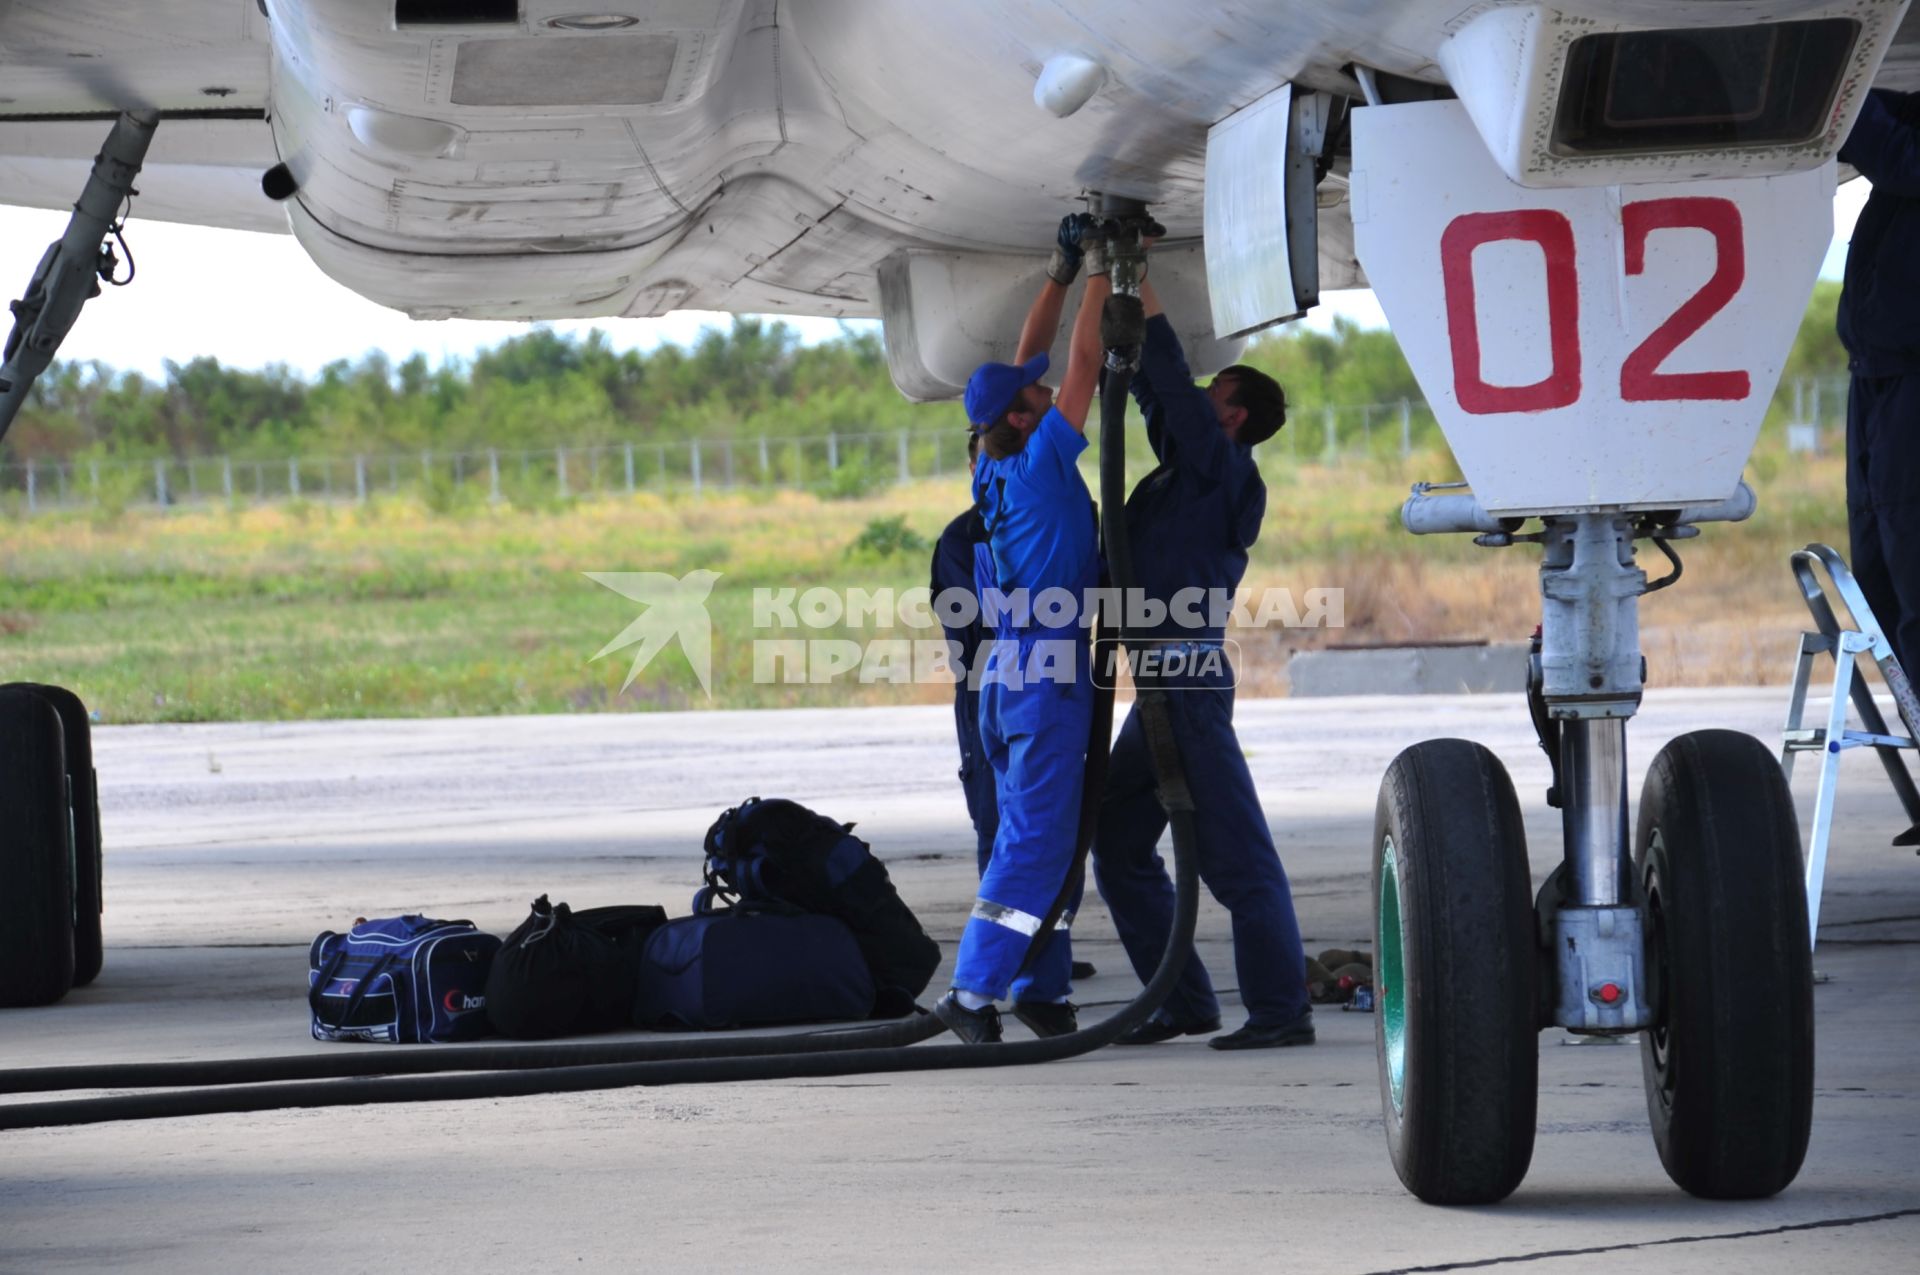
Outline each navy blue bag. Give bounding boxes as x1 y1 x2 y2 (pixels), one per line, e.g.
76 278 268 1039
632 899 876 1031
701 798 939 1012
308 915 501 1044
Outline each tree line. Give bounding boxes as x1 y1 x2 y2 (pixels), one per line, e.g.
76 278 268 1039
0 280 1849 465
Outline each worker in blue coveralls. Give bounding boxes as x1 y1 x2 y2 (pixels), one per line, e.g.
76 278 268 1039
1840 89 1920 678
1089 254 1315 1050
929 432 1098 983
932 215 1107 1044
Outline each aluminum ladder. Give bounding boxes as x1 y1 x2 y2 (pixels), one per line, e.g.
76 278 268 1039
1781 544 1920 948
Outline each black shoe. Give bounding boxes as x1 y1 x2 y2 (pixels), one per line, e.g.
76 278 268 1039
1207 1009 1316 1051
1070 960 1097 980
932 991 1004 1044
1116 1015 1222 1046
1010 1000 1078 1038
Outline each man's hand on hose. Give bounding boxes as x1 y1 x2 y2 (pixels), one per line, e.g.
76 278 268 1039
1047 212 1101 286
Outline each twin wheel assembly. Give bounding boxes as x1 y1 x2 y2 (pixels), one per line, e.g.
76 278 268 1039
1373 500 1815 1205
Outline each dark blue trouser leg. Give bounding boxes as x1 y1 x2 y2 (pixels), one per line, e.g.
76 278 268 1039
1091 704 1219 1026
955 688 999 875
1092 688 1311 1027
1848 372 1920 678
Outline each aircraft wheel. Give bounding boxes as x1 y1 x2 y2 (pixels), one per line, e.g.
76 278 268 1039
0 686 76 1007
1637 729 1813 1199
1373 739 1538 1205
21 685 103 985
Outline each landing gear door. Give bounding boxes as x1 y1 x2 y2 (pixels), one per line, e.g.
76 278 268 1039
1350 99 1833 516
1204 83 1328 339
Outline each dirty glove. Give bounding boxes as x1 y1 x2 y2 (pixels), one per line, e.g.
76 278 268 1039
1046 212 1099 285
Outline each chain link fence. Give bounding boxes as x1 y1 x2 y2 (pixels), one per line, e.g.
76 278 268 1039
0 377 1851 515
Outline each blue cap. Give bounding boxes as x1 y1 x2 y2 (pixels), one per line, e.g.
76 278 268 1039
964 352 1049 429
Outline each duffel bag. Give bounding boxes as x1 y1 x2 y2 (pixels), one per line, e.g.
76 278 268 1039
702 797 940 1009
486 895 668 1039
632 903 875 1031
309 915 501 1044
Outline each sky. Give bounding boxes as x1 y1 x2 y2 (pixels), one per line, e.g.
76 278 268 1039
0 179 1872 382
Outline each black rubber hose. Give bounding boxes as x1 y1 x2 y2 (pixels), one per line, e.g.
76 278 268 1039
0 313 1200 1130
0 1015 946 1095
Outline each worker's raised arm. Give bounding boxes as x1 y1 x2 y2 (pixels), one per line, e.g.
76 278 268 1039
1015 214 1097 365
1054 270 1108 432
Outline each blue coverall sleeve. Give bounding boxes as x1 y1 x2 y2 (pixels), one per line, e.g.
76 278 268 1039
1135 315 1233 481
1842 90 1920 198
1129 361 1170 464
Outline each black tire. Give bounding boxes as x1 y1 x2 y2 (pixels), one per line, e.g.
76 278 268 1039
1373 739 1538 1205
0 687 75 1007
21 685 103 986
1637 729 1813 1199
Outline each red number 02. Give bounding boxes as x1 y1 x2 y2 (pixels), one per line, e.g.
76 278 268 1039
1438 196 1748 414
1619 197 1748 402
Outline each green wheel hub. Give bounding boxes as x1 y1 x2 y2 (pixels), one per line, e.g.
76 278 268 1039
1379 834 1408 1113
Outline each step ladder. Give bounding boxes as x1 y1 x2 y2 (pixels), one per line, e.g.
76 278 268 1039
1781 544 1920 948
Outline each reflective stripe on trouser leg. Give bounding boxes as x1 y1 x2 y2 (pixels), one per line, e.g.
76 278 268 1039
952 670 1094 1001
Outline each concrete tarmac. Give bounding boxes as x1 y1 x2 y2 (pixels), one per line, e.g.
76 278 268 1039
2 688 1917 1272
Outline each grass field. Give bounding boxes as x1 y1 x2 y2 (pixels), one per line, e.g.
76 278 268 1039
0 438 1851 723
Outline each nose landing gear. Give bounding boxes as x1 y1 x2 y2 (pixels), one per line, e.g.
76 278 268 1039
1377 491 1814 1204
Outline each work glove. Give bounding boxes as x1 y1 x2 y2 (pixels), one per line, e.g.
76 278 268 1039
1046 212 1099 285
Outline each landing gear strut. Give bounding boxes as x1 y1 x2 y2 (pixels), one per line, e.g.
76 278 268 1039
1378 489 1813 1203
0 112 152 1005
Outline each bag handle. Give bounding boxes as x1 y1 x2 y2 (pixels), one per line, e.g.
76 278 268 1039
309 952 396 1029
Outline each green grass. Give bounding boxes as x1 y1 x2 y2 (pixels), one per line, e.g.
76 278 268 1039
0 436 1851 722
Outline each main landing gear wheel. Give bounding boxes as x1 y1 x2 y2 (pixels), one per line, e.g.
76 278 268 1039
19 684 103 986
0 686 76 1007
1373 739 1538 1205
1637 729 1813 1199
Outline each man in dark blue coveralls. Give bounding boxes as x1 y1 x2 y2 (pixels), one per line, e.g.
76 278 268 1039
931 433 1098 983
1840 89 1920 676
1090 264 1315 1050
932 217 1107 1044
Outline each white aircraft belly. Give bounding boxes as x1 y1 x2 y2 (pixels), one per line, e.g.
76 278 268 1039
1 0 1917 330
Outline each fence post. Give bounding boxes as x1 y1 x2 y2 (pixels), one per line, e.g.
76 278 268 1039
90 460 100 502
155 459 169 506
897 432 909 484
25 460 35 514
222 456 233 501
828 431 838 471
691 440 703 497
624 443 635 493
289 457 300 497
1399 399 1412 457
1361 405 1373 450
1322 406 1337 464
557 447 568 498
1810 378 1822 429
355 455 367 503
488 449 501 504
723 440 735 487
758 436 769 479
